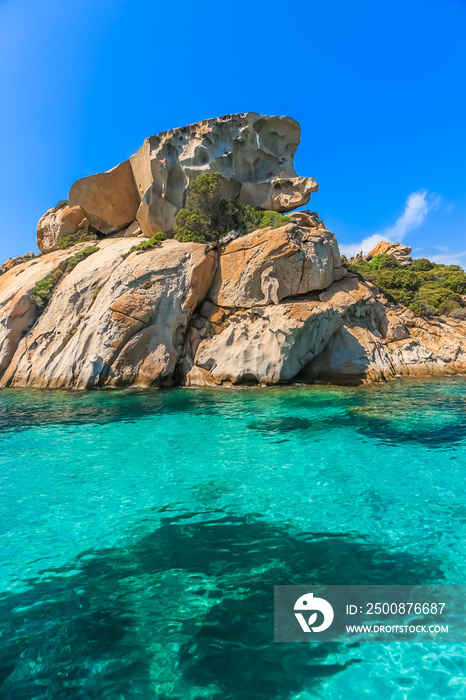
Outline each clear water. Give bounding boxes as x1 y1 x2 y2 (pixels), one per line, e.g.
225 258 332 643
1 378 466 699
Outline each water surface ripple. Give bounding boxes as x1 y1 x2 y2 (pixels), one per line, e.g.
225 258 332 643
1 378 466 698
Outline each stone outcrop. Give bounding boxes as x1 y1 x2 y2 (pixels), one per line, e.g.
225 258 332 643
3 219 466 389
184 303 342 386
1 238 215 389
37 203 92 254
346 240 413 266
302 275 466 383
0 252 36 276
208 218 346 308
38 113 318 249
366 240 412 265
10 113 466 389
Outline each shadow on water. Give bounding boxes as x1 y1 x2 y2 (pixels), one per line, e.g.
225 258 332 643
0 511 444 699
249 411 466 449
3 379 466 450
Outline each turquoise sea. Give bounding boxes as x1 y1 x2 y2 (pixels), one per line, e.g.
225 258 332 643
1 378 466 699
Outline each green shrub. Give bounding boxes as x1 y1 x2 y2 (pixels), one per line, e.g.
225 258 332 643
31 269 63 310
66 246 99 272
174 172 289 243
346 254 466 318
122 232 166 259
59 228 96 249
368 253 400 270
410 258 435 271
55 200 68 210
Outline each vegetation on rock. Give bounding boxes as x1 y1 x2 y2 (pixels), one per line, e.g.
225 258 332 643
31 269 64 310
122 232 166 259
347 254 466 317
174 172 289 243
66 246 99 272
58 228 96 249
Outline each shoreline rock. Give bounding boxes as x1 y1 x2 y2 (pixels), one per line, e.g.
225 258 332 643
2 113 465 390
2 224 465 390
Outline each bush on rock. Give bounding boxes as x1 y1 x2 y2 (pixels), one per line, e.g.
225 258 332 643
31 269 64 310
347 254 466 318
122 232 166 259
66 246 99 272
174 172 289 243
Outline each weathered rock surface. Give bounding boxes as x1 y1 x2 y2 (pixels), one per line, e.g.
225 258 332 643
346 240 413 266
209 221 346 309
1 238 215 389
44 113 317 244
69 161 140 235
185 303 342 386
0 248 70 378
0 252 37 276
366 240 412 265
4 217 466 389
303 275 466 383
37 204 91 254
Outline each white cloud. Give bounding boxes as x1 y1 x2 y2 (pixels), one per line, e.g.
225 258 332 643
429 250 466 265
340 190 439 258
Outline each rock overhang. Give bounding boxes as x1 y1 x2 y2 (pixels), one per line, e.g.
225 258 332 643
39 113 319 252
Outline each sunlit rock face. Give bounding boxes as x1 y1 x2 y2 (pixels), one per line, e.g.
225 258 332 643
64 113 317 239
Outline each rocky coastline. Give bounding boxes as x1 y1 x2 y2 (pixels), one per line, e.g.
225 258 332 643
1 113 466 390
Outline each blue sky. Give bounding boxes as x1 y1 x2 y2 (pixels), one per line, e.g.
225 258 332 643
0 0 465 263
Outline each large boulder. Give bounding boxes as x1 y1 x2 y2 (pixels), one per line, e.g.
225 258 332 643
185 302 342 386
37 203 90 253
366 240 413 265
1 239 216 389
0 248 71 377
62 113 317 238
69 161 140 235
209 220 346 308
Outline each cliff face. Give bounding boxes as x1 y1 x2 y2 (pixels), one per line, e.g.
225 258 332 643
2 113 466 389
37 113 318 253
2 215 466 389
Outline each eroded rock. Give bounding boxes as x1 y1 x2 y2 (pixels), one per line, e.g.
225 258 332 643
209 222 346 309
37 204 90 254
58 113 317 240
1 239 216 389
185 303 342 386
69 161 140 234
366 240 412 264
303 276 466 383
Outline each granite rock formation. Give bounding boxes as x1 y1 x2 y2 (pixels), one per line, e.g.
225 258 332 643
5 114 466 388
37 203 92 254
3 219 466 388
346 240 413 266
1 238 215 389
38 113 318 251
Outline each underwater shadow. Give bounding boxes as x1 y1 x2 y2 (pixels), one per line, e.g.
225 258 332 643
0 511 444 699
